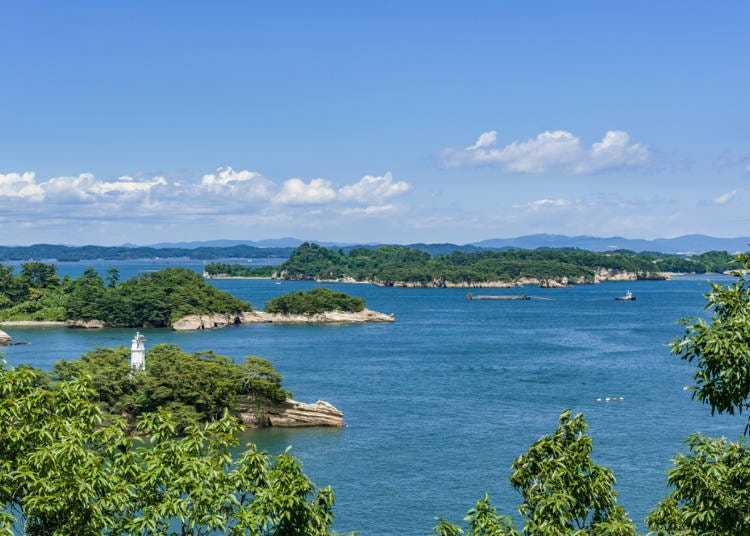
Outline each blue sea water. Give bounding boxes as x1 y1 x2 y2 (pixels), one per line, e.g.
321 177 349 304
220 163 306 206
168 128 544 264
2 264 745 534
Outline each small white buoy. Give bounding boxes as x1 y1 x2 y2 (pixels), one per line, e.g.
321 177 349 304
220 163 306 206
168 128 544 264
596 398 602 403
605 397 611 402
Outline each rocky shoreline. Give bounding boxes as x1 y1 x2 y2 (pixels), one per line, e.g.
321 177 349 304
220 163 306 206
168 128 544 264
171 308 395 331
212 268 671 288
0 329 12 345
238 398 345 428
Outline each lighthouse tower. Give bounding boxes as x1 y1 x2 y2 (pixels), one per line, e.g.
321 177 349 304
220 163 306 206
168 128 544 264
130 331 146 371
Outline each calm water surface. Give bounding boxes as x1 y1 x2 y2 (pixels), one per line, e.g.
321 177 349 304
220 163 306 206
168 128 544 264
2 263 745 534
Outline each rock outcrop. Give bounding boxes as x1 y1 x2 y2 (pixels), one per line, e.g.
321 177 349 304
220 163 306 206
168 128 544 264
172 308 394 331
66 319 106 329
238 399 345 428
0 329 11 345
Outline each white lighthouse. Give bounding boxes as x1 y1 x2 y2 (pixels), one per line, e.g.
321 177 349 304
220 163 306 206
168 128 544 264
130 331 146 371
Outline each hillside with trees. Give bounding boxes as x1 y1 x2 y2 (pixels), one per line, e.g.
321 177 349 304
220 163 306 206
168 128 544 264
264 288 365 315
0 263 249 326
204 242 740 286
53 344 290 431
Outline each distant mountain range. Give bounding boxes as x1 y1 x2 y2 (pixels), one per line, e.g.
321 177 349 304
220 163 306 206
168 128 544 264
470 234 750 254
1 234 747 262
141 234 750 255
143 238 354 249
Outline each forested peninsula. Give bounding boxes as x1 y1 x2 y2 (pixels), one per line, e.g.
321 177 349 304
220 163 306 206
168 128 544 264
0 263 249 326
0 263 391 328
204 242 739 287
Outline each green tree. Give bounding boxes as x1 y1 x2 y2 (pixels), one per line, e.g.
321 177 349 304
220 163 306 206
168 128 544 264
265 288 365 315
434 410 635 536
64 267 106 320
52 344 293 432
647 252 750 535
668 252 750 430
105 267 120 287
240 356 292 418
0 358 344 535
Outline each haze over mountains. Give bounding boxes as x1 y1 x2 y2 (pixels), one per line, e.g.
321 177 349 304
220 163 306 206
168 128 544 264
145 234 750 255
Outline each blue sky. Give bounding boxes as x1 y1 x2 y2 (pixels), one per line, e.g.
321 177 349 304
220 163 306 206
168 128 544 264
1 1 748 245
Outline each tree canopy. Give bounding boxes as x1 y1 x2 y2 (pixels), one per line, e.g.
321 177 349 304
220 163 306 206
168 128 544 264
53 344 291 432
0 359 340 535
0 264 250 326
264 288 365 315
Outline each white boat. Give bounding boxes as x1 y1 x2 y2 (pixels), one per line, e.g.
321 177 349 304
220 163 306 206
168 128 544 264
615 290 636 301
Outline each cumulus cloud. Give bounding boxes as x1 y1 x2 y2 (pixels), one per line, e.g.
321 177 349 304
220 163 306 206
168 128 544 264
274 178 337 205
441 129 649 173
200 166 274 199
0 172 44 200
338 172 411 204
0 167 412 236
42 173 168 203
713 190 737 205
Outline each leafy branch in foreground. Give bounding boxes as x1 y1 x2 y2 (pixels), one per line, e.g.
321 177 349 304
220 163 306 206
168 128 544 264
646 252 750 534
669 252 750 431
434 410 636 536
0 359 344 535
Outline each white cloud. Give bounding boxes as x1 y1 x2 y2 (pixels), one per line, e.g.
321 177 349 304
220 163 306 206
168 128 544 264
274 178 337 205
441 129 649 173
467 130 497 151
200 167 273 199
0 172 44 200
713 190 737 205
41 173 168 203
338 172 411 204
0 167 413 238
340 204 396 216
529 198 570 208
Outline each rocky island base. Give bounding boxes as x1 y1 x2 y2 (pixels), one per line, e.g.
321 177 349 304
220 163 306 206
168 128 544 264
172 309 394 331
238 399 345 428
0 329 12 345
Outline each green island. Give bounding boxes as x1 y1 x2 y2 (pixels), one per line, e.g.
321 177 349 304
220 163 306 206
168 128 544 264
53 344 291 432
204 242 739 286
2 254 749 534
264 287 365 315
0 263 250 326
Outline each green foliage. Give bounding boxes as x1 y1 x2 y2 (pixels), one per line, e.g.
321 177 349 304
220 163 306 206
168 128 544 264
53 344 292 431
646 252 750 535
240 356 292 405
0 264 251 326
510 410 636 535
647 434 750 535
670 252 750 431
265 287 366 315
0 359 341 535
206 243 739 286
435 410 636 536
433 494 519 536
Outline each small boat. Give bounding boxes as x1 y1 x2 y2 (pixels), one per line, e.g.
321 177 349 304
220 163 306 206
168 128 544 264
615 290 636 301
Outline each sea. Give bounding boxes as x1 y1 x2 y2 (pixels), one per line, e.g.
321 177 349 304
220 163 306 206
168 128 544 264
1 260 746 535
